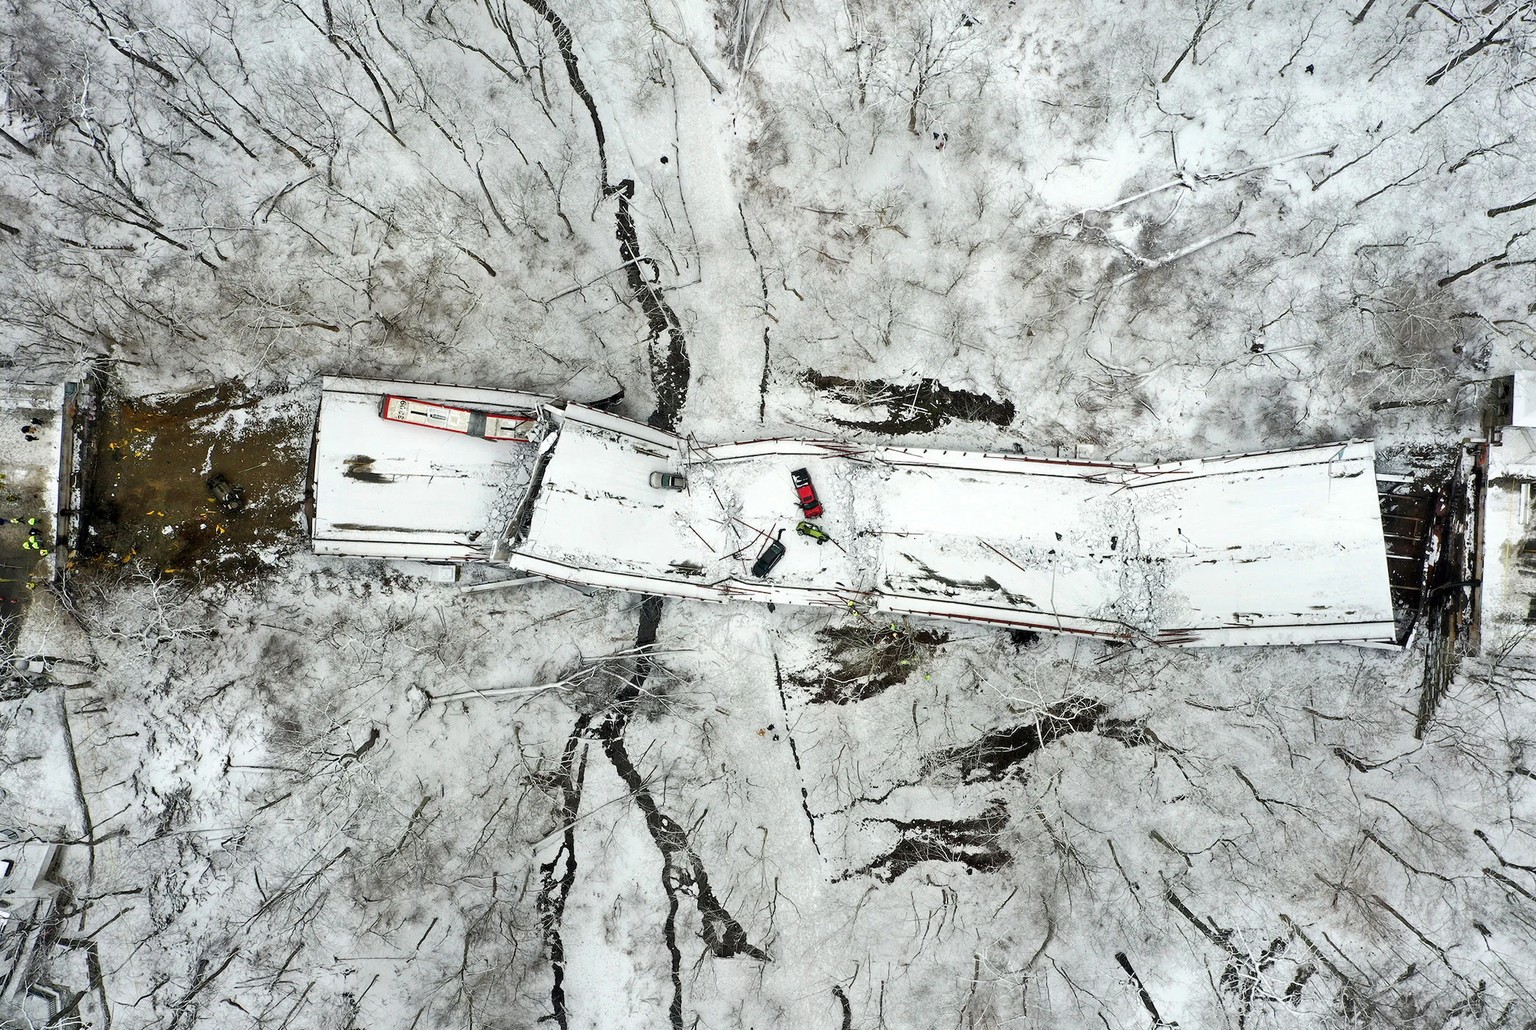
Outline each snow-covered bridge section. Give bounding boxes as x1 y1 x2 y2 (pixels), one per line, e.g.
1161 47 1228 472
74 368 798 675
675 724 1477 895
309 377 548 562
504 405 1396 647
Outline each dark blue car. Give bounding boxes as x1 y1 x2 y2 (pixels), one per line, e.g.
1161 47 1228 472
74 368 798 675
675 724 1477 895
751 532 787 577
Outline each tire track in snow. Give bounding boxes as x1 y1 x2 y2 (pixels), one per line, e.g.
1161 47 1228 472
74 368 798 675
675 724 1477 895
536 714 590 1030
665 38 765 430
521 12 765 1026
596 598 770 1030
773 653 821 855
519 0 690 431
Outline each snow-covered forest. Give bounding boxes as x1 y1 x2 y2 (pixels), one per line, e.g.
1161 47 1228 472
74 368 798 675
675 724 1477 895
4 0 1536 1026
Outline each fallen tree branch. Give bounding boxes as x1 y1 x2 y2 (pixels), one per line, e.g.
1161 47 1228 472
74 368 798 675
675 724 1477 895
1110 226 1254 289
643 0 725 93
1437 230 1531 287
1425 1 1534 86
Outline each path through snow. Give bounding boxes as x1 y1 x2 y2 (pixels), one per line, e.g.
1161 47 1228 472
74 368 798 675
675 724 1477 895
662 4 768 435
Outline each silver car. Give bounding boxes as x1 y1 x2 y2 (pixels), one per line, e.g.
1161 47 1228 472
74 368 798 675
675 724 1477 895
649 471 687 491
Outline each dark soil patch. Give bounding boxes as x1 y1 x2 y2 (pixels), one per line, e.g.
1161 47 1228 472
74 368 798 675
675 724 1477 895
573 595 768 1030
839 801 1011 883
788 621 949 705
927 695 1152 782
1008 628 1042 650
79 382 309 580
536 713 590 1030
804 371 1014 435
1374 442 1460 486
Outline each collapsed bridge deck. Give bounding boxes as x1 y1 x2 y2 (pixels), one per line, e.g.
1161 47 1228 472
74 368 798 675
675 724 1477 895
503 405 1396 648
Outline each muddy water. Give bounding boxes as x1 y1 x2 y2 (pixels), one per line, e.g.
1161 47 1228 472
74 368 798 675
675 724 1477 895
81 383 309 578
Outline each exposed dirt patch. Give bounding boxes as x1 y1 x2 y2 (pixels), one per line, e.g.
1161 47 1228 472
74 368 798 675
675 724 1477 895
804 371 1015 435
79 382 310 581
788 620 949 705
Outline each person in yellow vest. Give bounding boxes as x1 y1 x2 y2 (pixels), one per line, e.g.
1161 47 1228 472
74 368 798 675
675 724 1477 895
20 526 49 558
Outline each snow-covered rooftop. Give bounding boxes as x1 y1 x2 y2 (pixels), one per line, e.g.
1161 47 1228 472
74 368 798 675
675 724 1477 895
508 405 1397 647
1477 429 1536 634
309 377 551 562
1510 372 1536 429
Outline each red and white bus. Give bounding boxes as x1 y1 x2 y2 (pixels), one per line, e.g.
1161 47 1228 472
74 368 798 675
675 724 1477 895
380 395 536 442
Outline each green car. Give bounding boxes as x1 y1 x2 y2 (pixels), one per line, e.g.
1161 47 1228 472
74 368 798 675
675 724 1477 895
796 520 831 545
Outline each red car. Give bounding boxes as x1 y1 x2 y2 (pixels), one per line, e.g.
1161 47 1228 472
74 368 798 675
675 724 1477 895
791 467 823 518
